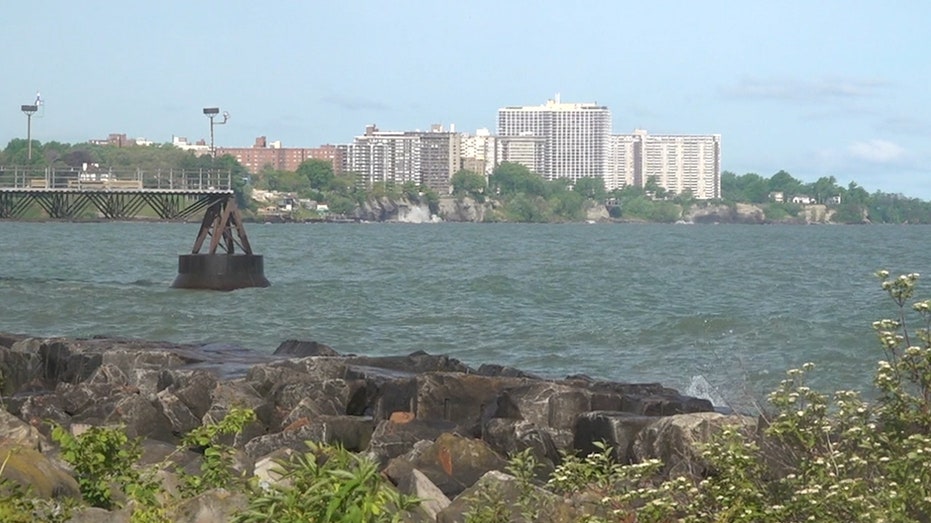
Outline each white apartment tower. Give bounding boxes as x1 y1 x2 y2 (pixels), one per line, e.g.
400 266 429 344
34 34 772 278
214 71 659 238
460 128 497 176
341 124 461 193
497 96 611 183
342 125 421 187
609 130 721 199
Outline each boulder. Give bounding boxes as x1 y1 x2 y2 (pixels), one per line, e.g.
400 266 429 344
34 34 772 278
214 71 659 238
166 488 248 523
11 392 70 437
273 339 340 357
0 409 42 449
0 443 80 498
244 415 374 458
66 507 131 523
245 357 348 398
397 468 451 521
156 388 202 435
367 417 463 465
573 411 655 463
386 432 508 498
633 412 758 477
481 418 559 476
436 470 577 523
493 382 591 431
416 373 527 433
344 365 418 420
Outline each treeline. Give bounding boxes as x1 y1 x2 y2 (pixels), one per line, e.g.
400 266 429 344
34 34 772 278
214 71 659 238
723 170 931 224
5 138 931 223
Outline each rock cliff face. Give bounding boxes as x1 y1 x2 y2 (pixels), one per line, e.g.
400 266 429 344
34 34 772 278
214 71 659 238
353 197 439 223
685 203 835 224
352 196 494 223
437 197 491 222
686 203 765 224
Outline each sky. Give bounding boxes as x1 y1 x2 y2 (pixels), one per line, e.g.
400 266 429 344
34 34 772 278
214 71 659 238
3 1 930 197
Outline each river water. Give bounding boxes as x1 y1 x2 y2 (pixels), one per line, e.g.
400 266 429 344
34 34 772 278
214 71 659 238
0 221 926 410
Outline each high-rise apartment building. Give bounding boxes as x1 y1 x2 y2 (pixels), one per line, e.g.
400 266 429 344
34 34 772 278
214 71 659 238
341 124 460 193
460 128 496 176
341 125 421 188
497 96 611 183
609 130 721 199
420 127 460 195
495 134 545 175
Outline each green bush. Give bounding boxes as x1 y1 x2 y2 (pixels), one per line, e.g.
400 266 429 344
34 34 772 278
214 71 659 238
234 442 418 523
52 424 142 510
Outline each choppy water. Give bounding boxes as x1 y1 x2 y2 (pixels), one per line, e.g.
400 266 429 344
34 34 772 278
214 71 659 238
1 221 926 410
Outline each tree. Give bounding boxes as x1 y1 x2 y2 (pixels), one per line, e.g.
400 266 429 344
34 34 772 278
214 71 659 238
450 169 486 199
808 176 838 204
489 162 546 197
643 176 670 200
296 159 334 191
572 176 607 201
768 170 802 197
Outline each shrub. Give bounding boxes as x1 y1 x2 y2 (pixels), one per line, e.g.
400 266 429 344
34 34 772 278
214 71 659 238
233 442 418 523
52 424 142 510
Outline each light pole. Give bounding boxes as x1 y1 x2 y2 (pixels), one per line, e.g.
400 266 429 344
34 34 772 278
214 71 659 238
21 104 38 161
202 107 230 158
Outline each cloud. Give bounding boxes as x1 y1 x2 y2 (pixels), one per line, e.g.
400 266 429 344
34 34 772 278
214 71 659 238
847 139 906 163
876 116 931 136
722 76 887 102
320 94 388 112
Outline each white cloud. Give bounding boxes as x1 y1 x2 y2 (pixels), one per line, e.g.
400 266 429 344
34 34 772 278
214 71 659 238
847 139 906 163
722 76 887 102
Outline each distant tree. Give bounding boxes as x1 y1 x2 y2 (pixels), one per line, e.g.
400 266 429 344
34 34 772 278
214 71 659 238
548 190 585 221
296 159 334 191
327 195 356 216
327 173 359 195
833 203 867 223
489 162 546 197
768 170 803 197
61 149 95 168
572 176 607 201
808 176 839 204
842 181 870 205
450 169 486 199
644 176 669 200
504 193 550 222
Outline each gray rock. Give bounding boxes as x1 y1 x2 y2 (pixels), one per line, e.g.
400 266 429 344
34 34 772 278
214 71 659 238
633 412 758 477
385 432 508 498
273 339 340 357
66 506 131 523
368 417 463 465
0 443 80 498
0 408 43 449
573 411 656 463
244 415 374 458
166 488 248 523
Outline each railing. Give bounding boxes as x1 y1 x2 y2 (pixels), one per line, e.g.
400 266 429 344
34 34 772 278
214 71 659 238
0 166 232 192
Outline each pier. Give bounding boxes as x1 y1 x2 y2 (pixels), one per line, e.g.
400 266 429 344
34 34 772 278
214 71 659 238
0 166 233 220
0 166 269 290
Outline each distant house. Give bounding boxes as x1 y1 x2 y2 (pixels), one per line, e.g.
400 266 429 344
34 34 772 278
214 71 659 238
827 195 842 205
791 195 817 205
769 191 785 203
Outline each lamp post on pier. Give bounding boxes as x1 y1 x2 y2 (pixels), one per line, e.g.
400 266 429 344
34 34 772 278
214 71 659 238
21 104 38 161
202 107 229 158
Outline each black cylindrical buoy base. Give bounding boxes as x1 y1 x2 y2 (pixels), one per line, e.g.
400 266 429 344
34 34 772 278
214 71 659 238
171 254 270 291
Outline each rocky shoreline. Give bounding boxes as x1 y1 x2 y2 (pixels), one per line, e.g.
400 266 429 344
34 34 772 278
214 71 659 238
0 333 755 521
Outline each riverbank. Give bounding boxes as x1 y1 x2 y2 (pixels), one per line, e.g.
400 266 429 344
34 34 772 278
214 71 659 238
0 332 752 522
